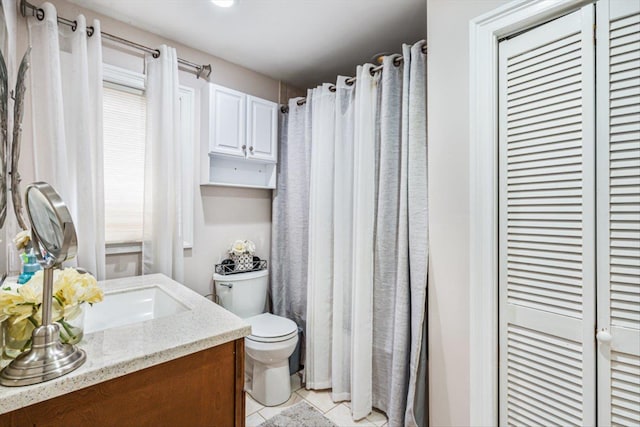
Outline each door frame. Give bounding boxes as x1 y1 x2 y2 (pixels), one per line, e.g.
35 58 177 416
468 0 594 425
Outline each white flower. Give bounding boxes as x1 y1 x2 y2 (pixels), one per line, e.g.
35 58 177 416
13 230 31 251
244 240 256 255
230 240 246 256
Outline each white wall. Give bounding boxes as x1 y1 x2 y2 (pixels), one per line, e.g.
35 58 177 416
426 1 507 426
15 0 285 297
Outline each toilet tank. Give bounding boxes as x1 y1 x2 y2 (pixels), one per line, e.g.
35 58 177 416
213 269 268 318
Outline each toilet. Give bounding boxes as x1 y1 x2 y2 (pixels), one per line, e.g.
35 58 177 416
214 269 298 406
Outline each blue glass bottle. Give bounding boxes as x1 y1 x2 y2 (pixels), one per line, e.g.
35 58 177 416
17 248 41 284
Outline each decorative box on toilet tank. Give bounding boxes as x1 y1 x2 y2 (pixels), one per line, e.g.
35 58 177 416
230 253 253 272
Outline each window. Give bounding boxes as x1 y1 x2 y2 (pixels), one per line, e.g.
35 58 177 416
103 82 146 244
102 64 194 250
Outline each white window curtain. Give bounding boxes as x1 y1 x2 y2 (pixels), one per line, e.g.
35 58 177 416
1 0 18 255
27 2 105 279
1 0 17 110
142 45 183 282
272 41 428 427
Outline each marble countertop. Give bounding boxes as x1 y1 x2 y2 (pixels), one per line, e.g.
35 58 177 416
0 274 251 415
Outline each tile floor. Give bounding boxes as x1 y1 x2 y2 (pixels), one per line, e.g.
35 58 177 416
245 374 389 427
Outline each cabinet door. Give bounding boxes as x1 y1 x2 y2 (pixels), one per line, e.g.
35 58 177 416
246 96 278 162
0 341 244 426
210 84 246 158
498 6 597 426
596 1 640 425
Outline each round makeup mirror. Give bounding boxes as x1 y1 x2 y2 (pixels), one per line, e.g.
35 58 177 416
0 182 85 387
25 182 77 266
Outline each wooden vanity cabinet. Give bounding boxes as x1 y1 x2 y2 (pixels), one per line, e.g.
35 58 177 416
0 339 245 427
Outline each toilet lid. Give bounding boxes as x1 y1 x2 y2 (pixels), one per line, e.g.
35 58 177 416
246 313 297 340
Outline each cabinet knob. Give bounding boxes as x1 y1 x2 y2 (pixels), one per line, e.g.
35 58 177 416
249 146 254 152
596 328 612 344
242 145 247 151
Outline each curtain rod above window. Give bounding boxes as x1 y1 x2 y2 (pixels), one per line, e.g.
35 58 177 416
20 0 213 79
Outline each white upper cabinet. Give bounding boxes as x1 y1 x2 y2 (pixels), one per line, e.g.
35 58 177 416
210 85 246 157
205 83 278 162
246 95 278 162
202 83 279 189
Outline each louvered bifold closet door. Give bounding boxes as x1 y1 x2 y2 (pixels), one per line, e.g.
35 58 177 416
498 6 596 426
596 1 640 426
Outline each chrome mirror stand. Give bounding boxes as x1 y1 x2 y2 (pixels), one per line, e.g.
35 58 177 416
0 183 85 386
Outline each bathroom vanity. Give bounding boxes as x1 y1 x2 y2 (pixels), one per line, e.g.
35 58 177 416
0 274 251 426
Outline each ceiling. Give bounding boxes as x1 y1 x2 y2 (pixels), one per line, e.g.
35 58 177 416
69 0 427 89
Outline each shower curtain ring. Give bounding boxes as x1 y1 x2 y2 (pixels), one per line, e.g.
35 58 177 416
71 20 77 31
152 49 161 58
35 7 44 20
87 26 94 37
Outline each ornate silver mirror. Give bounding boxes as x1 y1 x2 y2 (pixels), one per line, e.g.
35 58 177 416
0 182 85 386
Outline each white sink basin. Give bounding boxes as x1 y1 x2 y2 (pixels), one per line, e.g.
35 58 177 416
84 285 189 333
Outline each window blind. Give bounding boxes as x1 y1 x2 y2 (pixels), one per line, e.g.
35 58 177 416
103 84 146 244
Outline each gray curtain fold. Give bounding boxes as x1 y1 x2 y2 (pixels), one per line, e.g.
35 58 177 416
270 94 313 336
372 52 409 425
372 42 428 427
405 42 428 427
269 109 287 314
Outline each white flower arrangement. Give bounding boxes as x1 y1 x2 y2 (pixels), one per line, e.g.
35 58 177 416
0 268 104 349
229 239 256 256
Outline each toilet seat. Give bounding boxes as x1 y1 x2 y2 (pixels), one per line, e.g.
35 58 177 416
246 313 298 343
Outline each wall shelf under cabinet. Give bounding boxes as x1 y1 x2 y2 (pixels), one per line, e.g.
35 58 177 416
200 182 275 190
201 154 276 189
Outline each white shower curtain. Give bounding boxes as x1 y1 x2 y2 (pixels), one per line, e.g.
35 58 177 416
350 63 379 420
331 75 356 403
142 45 183 282
273 40 427 427
306 83 336 389
28 3 105 279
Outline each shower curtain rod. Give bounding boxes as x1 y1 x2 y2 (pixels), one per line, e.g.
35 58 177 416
20 0 213 79
280 44 427 113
